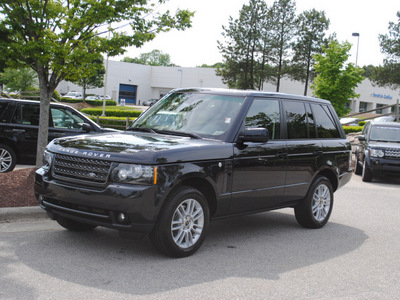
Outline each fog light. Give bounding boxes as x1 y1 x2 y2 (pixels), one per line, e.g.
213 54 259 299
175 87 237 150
117 212 127 223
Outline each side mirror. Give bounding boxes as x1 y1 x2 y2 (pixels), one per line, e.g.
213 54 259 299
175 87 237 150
238 128 269 143
82 123 92 133
358 135 366 142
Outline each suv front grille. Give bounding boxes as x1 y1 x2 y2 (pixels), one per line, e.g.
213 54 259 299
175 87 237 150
52 154 112 184
386 149 400 159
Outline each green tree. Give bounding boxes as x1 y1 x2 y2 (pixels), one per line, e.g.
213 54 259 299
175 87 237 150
373 11 400 90
267 0 297 92
290 9 330 96
70 46 105 101
0 67 37 92
311 41 364 117
122 49 176 66
0 0 193 166
217 0 268 90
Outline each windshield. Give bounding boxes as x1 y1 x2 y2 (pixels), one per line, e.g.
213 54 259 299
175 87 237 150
370 126 400 142
131 92 245 140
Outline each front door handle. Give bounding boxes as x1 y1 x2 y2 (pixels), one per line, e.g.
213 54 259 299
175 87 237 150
313 150 323 156
275 152 287 159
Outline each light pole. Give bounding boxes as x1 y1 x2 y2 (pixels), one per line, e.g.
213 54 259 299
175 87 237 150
177 68 183 88
352 32 360 67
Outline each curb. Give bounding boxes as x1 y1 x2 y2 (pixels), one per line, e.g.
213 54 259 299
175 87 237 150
0 206 48 222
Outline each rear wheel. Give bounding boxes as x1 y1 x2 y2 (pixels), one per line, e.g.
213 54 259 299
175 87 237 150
0 144 16 173
362 160 373 182
150 186 209 258
56 216 97 232
295 176 333 229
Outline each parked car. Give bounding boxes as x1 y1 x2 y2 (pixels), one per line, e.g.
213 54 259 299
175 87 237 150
340 117 361 126
366 115 396 123
34 88 352 257
142 98 159 106
355 121 400 182
99 95 111 100
85 95 100 100
0 98 117 173
63 91 83 99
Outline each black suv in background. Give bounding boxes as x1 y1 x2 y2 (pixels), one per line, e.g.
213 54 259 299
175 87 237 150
355 121 400 182
35 88 352 257
0 98 115 172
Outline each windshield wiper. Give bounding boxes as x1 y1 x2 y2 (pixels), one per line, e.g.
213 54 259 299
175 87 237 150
127 127 157 134
154 129 203 139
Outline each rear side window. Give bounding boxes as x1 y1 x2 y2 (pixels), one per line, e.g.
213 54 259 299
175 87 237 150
0 102 9 122
283 101 308 139
311 104 341 138
245 98 281 140
12 104 40 125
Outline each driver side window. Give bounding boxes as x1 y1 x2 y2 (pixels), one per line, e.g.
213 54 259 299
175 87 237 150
245 99 281 140
51 108 85 130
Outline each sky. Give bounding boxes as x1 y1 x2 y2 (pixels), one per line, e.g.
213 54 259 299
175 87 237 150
115 0 399 68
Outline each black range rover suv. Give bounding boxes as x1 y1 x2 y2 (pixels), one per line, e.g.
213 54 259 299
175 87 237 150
0 98 116 172
34 88 352 257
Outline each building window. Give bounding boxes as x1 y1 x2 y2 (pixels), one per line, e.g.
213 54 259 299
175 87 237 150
359 102 368 113
345 101 351 110
376 104 384 114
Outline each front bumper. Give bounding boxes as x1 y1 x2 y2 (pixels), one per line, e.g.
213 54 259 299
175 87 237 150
369 157 400 176
34 168 159 233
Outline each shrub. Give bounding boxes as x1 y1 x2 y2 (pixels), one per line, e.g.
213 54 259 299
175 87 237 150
89 116 136 130
81 108 141 118
343 126 364 134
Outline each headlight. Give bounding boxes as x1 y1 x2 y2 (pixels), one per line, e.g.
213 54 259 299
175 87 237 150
42 150 54 171
370 149 384 158
111 164 157 185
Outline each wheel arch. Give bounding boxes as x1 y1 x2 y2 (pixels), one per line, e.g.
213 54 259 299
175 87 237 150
164 176 218 218
316 168 338 192
0 138 20 162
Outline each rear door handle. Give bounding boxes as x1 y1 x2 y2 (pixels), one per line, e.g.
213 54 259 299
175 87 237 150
313 150 323 156
5 129 26 133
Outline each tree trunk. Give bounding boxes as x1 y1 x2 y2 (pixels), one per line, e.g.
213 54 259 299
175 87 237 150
35 70 54 168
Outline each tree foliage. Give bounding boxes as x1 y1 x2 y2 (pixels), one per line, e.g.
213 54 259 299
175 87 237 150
290 9 330 95
0 0 193 166
122 49 176 66
217 0 329 93
217 0 268 90
0 67 38 92
373 11 400 90
311 41 364 117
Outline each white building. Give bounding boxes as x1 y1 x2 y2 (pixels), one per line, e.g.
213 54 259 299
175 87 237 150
57 60 400 114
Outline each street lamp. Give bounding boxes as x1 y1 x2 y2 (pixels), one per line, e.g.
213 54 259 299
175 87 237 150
177 69 183 88
352 32 360 67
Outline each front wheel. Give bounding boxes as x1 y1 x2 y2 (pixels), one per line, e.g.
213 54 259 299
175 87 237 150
362 160 373 182
150 186 210 258
355 154 362 175
295 176 333 229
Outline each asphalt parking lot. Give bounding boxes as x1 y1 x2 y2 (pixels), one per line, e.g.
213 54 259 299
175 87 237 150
1 174 400 299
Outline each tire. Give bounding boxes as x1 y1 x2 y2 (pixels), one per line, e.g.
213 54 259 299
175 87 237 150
295 176 333 229
362 160 373 182
355 154 362 175
0 144 16 173
56 216 97 232
150 186 210 258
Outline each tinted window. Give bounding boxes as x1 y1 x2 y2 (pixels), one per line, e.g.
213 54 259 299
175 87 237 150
12 104 40 125
284 101 307 139
305 103 317 138
0 102 9 122
245 99 281 140
311 104 341 138
51 108 86 129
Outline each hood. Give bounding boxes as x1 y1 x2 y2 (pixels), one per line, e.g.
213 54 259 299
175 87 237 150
369 141 400 149
47 131 233 164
